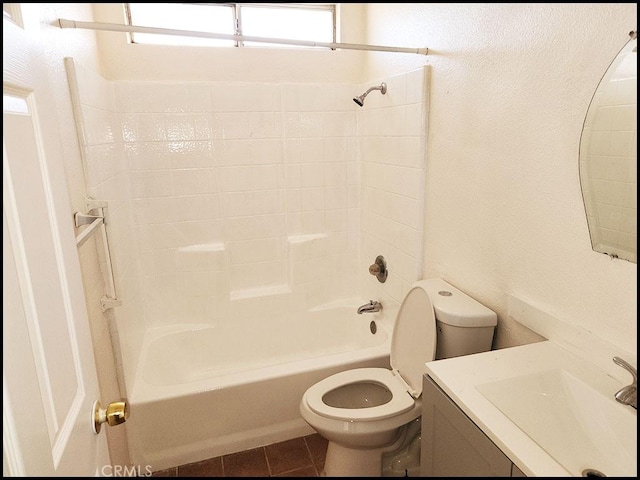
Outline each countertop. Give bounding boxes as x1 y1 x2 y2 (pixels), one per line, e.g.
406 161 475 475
424 340 637 477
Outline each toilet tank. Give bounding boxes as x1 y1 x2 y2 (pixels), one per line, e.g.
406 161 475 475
421 279 497 360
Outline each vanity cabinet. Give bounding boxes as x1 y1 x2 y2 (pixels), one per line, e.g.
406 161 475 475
421 374 526 477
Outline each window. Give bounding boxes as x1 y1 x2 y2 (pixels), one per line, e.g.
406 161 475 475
124 3 336 49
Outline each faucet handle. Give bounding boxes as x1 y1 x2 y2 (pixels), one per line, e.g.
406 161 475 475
368 255 387 283
613 356 637 384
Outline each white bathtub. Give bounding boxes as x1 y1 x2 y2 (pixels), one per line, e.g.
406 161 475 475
125 305 391 472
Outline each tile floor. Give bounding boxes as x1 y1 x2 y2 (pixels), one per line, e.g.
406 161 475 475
150 433 328 477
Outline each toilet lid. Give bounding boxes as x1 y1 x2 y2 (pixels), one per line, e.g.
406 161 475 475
390 282 437 398
304 368 415 421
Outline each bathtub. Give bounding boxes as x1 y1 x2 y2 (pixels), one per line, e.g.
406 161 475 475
125 304 391 472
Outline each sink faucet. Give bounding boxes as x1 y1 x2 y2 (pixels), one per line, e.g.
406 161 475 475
357 300 382 314
613 356 637 410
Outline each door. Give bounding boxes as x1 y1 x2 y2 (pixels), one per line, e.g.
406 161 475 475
3 6 110 476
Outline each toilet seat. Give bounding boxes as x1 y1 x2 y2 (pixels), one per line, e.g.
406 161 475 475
304 285 437 424
304 367 415 422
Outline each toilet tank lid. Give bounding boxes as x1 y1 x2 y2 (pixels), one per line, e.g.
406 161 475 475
416 278 497 328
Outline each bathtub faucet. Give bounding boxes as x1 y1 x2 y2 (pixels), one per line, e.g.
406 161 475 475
357 300 382 314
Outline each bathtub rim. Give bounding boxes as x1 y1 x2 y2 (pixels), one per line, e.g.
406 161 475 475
129 319 392 405
126 344 393 472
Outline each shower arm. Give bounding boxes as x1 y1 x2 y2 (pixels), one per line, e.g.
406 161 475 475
353 82 387 106
362 84 387 97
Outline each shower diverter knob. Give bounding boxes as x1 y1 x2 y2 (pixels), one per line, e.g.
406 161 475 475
369 255 388 283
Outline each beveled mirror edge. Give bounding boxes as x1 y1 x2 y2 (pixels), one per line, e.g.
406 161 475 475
578 29 637 263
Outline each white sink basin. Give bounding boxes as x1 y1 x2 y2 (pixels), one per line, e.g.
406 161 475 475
477 368 637 478
425 340 637 477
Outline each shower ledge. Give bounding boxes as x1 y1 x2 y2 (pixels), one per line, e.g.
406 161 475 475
176 242 225 253
287 233 327 244
230 283 291 301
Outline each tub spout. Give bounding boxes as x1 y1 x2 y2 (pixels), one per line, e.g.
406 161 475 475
357 300 382 314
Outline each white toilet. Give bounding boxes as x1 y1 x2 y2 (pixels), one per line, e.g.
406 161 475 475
299 278 497 477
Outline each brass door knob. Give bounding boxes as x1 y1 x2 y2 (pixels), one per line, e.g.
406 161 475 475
93 400 129 434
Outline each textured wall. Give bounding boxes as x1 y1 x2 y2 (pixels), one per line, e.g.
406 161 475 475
363 3 637 353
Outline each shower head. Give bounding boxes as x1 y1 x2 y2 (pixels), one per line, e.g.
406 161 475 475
353 82 387 107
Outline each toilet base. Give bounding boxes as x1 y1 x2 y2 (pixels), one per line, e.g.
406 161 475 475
322 418 421 477
382 417 422 477
323 441 388 477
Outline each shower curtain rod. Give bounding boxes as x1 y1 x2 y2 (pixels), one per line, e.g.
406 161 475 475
57 19 429 55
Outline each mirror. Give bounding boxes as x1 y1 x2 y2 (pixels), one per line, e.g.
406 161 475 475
579 30 637 263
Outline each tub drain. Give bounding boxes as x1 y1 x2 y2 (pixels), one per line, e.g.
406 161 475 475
582 469 606 477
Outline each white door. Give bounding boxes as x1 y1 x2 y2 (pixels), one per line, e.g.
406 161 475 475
3 7 111 477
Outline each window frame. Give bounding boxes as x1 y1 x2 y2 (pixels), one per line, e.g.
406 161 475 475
123 2 337 49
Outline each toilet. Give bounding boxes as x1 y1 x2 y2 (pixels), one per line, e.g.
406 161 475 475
299 278 497 477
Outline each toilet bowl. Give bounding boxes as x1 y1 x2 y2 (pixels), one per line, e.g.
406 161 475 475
302 368 422 447
299 278 497 477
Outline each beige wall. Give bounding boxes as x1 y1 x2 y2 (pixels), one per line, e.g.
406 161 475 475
363 3 637 353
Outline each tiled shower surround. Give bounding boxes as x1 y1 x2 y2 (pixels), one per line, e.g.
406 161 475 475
117 81 361 325
70 61 428 393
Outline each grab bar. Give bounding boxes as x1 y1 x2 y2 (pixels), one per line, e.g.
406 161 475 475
74 198 121 311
